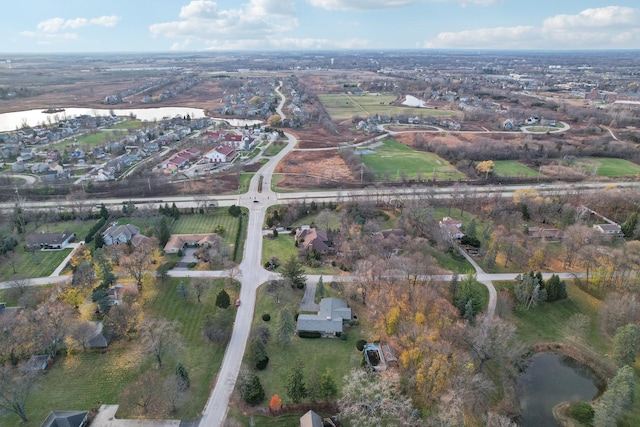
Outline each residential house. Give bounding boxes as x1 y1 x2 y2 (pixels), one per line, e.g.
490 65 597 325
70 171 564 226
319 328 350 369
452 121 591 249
299 410 323 427
528 227 563 241
438 216 464 240
295 227 331 253
102 224 140 246
106 283 138 306
23 354 52 371
31 163 50 174
25 230 75 250
593 223 622 235
18 148 35 162
11 160 26 172
164 233 219 254
204 145 237 163
296 298 352 336
86 321 111 348
41 410 89 427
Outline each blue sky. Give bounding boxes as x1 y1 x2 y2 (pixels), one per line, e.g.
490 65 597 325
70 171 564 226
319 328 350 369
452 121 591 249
3 1 640 52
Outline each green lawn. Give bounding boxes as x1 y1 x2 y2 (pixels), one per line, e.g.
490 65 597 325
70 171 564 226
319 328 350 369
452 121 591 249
171 210 241 247
358 138 465 181
0 278 234 426
243 283 364 406
318 93 460 121
109 118 144 131
0 247 71 281
31 219 98 240
239 173 254 193
262 234 341 275
263 141 287 157
569 158 640 177
492 160 543 178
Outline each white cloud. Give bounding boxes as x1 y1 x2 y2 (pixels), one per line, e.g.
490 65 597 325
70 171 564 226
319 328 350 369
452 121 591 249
424 6 640 49
35 15 120 33
149 0 299 50
305 0 497 11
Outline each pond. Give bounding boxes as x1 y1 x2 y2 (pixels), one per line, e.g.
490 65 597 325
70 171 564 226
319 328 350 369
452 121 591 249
517 352 602 427
0 107 262 132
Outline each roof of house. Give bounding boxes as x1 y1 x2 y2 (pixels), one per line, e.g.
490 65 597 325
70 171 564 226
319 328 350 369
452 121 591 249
216 145 237 156
103 224 139 240
439 216 462 228
296 298 351 334
295 228 330 252
25 230 74 247
299 410 323 427
528 227 563 240
594 223 621 233
87 321 110 348
164 233 219 252
40 410 88 427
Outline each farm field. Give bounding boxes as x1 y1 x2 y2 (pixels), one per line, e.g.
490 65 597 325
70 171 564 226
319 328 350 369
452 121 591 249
568 157 640 177
318 93 459 121
359 138 466 181
492 160 543 178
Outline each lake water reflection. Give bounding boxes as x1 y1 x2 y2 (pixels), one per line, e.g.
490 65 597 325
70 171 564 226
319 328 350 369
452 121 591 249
517 352 601 427
0 107 262 132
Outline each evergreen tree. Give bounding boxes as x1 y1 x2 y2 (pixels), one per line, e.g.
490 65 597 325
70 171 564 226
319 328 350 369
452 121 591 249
286 364 307 403
319 370 338 400
277 309 295 345
158 215 171 247
175 361 190 388
215 289 231 309
99 203 109 220
238 370 265 405
613 324 640 367
281 255 307 289
171 203 180 220
621 212 638 239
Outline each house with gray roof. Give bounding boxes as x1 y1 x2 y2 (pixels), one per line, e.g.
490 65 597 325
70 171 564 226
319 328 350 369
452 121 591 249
296 298 351 337
41 410 88 427
102 224 140 246
25 230 75 250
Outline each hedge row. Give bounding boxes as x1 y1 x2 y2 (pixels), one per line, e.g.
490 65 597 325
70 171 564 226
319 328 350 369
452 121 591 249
84 217 107 243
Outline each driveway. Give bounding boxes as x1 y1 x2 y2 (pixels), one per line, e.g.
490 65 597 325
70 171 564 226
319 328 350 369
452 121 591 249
175 247 198 269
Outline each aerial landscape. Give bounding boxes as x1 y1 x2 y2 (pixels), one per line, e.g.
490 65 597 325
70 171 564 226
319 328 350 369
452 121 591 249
1 1 640 427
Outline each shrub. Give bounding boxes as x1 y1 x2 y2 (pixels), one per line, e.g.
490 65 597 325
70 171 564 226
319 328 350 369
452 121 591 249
356 339 367 351
262 313 271 321
568 401 594 425
339 333 348 341
256 356 269 370
298 331 322 339
215 289 231 309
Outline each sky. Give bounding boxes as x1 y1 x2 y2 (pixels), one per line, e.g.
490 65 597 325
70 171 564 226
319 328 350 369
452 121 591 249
3 0 640 53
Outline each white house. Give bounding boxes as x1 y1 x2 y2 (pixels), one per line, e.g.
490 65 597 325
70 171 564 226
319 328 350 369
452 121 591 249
203 145 237 163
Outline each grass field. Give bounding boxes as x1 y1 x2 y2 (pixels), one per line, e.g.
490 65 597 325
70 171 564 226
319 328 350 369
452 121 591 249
0 278 233 426
569 158 640 177
318 93 459 121
262 234 340 275
358 138 465 181
171 210 241 247
241 283 364 407
263 141 287 157
0 247 71 281
492 160 543 178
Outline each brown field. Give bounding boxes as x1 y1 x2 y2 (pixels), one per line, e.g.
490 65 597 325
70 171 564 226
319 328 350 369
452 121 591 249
289 123 368 149
274 150 355 190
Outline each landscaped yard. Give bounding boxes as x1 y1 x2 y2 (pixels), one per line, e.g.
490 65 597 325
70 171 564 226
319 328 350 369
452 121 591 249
358 138 466 181
171 210 242 247
262 234 340 275
492 160 543 178
0 278 234 426
0 247 71 281
237 283 363 413
318 93 459 121
568 157 640 177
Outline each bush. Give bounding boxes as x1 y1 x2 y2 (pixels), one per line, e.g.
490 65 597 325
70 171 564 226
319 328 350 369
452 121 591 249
339 333 348 341
262 313 271 321
568 401 594 425
356 339 367 351
215 289 231 309
256 356 269 370
298 331 322 339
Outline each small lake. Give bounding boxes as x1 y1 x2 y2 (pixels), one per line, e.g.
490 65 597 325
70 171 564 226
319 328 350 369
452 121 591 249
0 107 262 132
517 353 602 427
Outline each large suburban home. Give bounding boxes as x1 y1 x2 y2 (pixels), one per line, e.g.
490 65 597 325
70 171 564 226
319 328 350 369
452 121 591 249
593 223 622 235
438 216 465 240
164 233 219 254
41 410 89 427
203 145 237 163
25 230 75 250
295 227 331 253
102 224 140 246
296 298 352 337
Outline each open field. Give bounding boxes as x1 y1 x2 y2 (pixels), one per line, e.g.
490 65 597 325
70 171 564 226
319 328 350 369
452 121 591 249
492 160 543 178
0 278 232 426
359 138 466 181
318 93 459 121
568 157 640 177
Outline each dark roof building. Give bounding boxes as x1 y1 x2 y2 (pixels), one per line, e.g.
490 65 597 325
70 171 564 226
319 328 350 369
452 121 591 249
41 410 88 427
25 230 75 250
